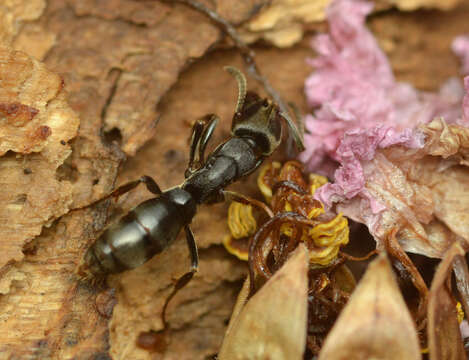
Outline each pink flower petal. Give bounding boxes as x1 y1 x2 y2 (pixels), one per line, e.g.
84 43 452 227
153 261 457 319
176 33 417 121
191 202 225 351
301 0 466 176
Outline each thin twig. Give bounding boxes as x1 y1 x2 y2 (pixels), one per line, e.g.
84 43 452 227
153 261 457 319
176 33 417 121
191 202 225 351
157 0 305 151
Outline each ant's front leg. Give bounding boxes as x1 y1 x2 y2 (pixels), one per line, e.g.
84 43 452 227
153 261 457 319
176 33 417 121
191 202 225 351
185 114 219 178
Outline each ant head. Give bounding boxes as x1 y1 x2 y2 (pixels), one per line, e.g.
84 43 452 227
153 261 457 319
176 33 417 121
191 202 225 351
224 66 283 156
231 91 282 156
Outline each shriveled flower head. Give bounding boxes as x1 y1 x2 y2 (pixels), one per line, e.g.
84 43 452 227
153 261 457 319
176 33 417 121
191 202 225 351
224 161 349 267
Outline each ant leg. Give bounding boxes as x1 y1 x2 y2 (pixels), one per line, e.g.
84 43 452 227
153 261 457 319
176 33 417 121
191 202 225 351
286 102 305 156
186 117 207 176
71 175 162 212
160 225 198 330
197 115 218 165
222 190 274 218
288 102 305 139
137 226 198 350
185 114 219 178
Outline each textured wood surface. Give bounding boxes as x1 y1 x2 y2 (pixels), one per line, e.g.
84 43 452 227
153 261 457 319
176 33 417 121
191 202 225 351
0 0 469 359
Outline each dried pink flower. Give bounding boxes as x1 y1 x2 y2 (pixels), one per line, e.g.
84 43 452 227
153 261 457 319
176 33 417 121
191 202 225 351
318 118 469 258
300 0 465 173
301 0 469 258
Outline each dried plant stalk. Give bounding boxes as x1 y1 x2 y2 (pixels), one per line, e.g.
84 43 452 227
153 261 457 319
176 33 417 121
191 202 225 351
428 242 466 360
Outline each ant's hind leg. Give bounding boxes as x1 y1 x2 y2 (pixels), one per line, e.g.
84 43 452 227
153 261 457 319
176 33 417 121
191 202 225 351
71 175 162 212
136 226 198 351
160 225 199 330
185 114 219 178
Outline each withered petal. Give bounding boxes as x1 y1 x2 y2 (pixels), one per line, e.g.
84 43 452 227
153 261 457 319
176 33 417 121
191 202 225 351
219 244 308 360
319 253 421 360
325 119 469 259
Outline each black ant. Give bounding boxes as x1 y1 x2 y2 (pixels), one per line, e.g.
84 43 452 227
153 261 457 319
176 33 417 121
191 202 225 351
77 66 304 338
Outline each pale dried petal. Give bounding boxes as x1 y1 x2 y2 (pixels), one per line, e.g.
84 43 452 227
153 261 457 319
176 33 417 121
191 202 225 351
317 119 469 258
219 244 308 360
428 242 466 359
319 254 421 360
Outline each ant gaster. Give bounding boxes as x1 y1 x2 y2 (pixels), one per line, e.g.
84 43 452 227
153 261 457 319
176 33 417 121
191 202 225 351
78 66 304 332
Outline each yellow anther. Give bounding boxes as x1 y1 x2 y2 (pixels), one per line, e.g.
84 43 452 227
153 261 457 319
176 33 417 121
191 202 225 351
457 302 464 323
227 202 257 239
307 204 324 219
307 213 349 266
309 173 328 195
223 235 249 261
277 213 349 266
257 162 281 203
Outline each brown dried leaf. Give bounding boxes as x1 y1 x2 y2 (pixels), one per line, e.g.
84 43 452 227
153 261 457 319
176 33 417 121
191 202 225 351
0 1 289 359
318 253 421 360
428 242 466 360
0 46 79 270
219 244 308 360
